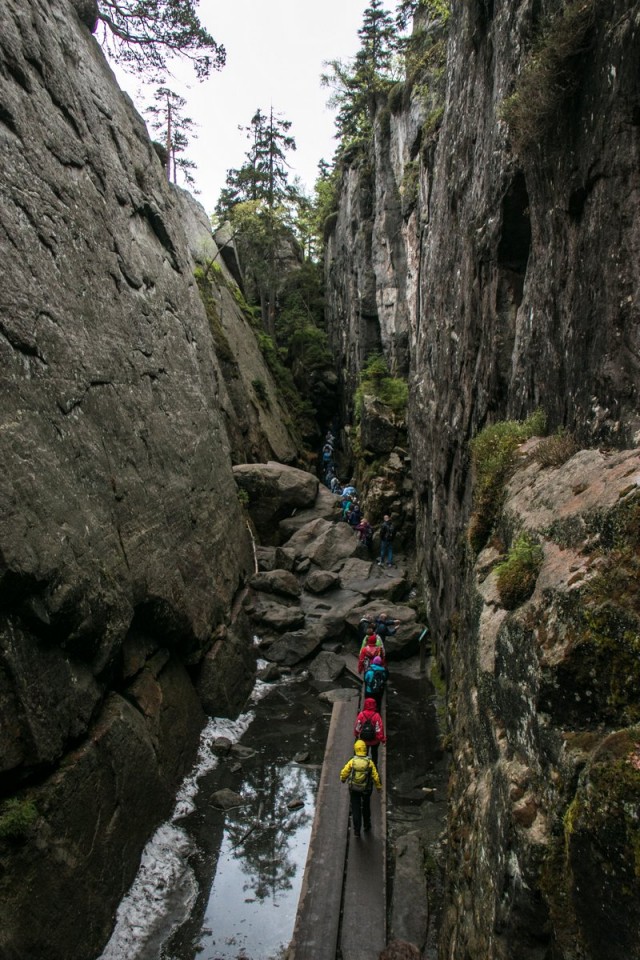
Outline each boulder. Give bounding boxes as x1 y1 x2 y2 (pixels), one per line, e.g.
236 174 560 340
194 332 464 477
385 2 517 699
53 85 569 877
307 651 345 683
286 518 361 569
233 462 319 543
196 620 257 718
261 628 324 666
305 570 341 594
278 485 339 541
246 598 306 634
255 546 295 573
248 570 302 599
211 788 245 810
301 589 368 641
359 396 403 455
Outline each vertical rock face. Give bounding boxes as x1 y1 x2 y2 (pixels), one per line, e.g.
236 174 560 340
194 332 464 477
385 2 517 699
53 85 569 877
0 0 298 956
325 1 639 956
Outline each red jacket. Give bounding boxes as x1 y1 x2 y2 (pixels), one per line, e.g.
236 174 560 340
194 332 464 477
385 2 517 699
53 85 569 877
358 641 385 673
354 697 385 745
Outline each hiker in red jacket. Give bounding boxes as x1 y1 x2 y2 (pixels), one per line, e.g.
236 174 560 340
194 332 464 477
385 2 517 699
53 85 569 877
358 635 386 673
354 697 386 767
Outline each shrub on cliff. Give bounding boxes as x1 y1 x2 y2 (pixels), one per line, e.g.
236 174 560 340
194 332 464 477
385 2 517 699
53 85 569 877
532 429 580 468
469 409 546 552
501 0 601 154
495 533 544 609
0 797 38 842
355 354 408 420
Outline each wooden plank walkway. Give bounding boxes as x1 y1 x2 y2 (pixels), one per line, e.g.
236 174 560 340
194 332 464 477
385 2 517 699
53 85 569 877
287 694 358 960
288 662 387 960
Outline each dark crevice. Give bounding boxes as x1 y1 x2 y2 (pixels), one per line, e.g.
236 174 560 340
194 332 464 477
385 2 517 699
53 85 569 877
0 321 47 364
3 59 31 93
0 102 19 136
136 202 179 268
568 173 604 221
497 171 531 308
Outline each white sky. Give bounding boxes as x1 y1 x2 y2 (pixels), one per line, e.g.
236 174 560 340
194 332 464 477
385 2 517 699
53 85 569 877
114 1 371 217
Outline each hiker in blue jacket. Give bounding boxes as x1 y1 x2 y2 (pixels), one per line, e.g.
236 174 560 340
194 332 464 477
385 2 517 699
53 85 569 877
364 655 389 711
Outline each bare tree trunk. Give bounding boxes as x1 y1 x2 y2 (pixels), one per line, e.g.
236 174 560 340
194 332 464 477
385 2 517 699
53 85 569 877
165 95 172 181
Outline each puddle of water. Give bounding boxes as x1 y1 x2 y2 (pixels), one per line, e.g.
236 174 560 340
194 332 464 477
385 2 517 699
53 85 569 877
98 670 327 960
195 763 317 960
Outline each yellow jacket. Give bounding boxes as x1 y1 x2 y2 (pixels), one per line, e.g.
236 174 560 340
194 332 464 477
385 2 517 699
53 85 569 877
340 755 382 790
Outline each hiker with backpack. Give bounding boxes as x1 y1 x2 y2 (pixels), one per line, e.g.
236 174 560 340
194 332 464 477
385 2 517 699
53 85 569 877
354 516 374 552
364 655 389 710
377 514 395 567
358 635 385 673
354 697 386 767
347 501 362 527
357 614 374 644
339 738 381 838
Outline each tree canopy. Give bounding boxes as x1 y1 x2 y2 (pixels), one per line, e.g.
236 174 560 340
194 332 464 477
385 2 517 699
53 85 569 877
321 0 399 148
96 0 226 80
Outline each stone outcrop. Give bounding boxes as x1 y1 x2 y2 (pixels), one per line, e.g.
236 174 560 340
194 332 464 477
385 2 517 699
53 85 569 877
233 461 319 543
444 446 640 958
0 0 299 956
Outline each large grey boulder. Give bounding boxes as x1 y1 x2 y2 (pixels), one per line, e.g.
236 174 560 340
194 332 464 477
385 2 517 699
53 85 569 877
261 628 325 666
278 485 339 541
286 518 362 569
248 569 302 599
233 462 319 543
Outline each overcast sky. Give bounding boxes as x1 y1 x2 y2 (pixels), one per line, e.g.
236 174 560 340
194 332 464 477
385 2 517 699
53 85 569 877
114 1 371 217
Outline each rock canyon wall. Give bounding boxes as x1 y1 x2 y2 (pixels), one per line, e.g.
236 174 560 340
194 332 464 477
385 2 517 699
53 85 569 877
0 1 300 956
325 1 639 956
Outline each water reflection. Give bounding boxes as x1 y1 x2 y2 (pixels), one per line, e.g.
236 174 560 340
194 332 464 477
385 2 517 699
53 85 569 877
98 674 326 960
197 764 317 960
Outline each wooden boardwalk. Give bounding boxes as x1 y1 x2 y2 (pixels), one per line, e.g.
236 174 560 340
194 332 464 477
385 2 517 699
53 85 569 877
287 675 386 960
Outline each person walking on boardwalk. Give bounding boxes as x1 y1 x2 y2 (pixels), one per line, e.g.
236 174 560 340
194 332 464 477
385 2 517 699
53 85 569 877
340 739 381 838
354 697 385 767
364 655 389 711
358 633 386 673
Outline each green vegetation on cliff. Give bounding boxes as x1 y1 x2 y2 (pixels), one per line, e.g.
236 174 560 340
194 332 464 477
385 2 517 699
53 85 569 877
0 797 38 841
501 0 601 154
494 532 544 609
468 410 546 552
354 353 408 421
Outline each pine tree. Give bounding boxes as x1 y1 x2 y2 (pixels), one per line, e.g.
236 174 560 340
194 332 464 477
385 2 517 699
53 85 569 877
215 107 299 336
321 0 399 149
145 87 197 187
96 0 226 80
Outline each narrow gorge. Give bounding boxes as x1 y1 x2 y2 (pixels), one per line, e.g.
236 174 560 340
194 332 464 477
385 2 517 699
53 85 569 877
1 1 638 959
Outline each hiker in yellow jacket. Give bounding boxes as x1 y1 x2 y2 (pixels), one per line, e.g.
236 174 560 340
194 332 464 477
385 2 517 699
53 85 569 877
340 739 381 838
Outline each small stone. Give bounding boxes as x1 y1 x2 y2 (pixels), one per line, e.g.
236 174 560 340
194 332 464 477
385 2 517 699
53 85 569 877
287 798 304 811
211 788 245 810
294 751 310 763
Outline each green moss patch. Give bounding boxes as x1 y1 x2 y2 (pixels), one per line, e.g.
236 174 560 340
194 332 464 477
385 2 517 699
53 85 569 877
468 409 546 552
495 533 544 609
0 797 38 841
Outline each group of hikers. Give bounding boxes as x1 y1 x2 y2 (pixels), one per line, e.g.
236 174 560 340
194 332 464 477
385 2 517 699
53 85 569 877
339 612 400 838
319 428 397 567
335 486 396 567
